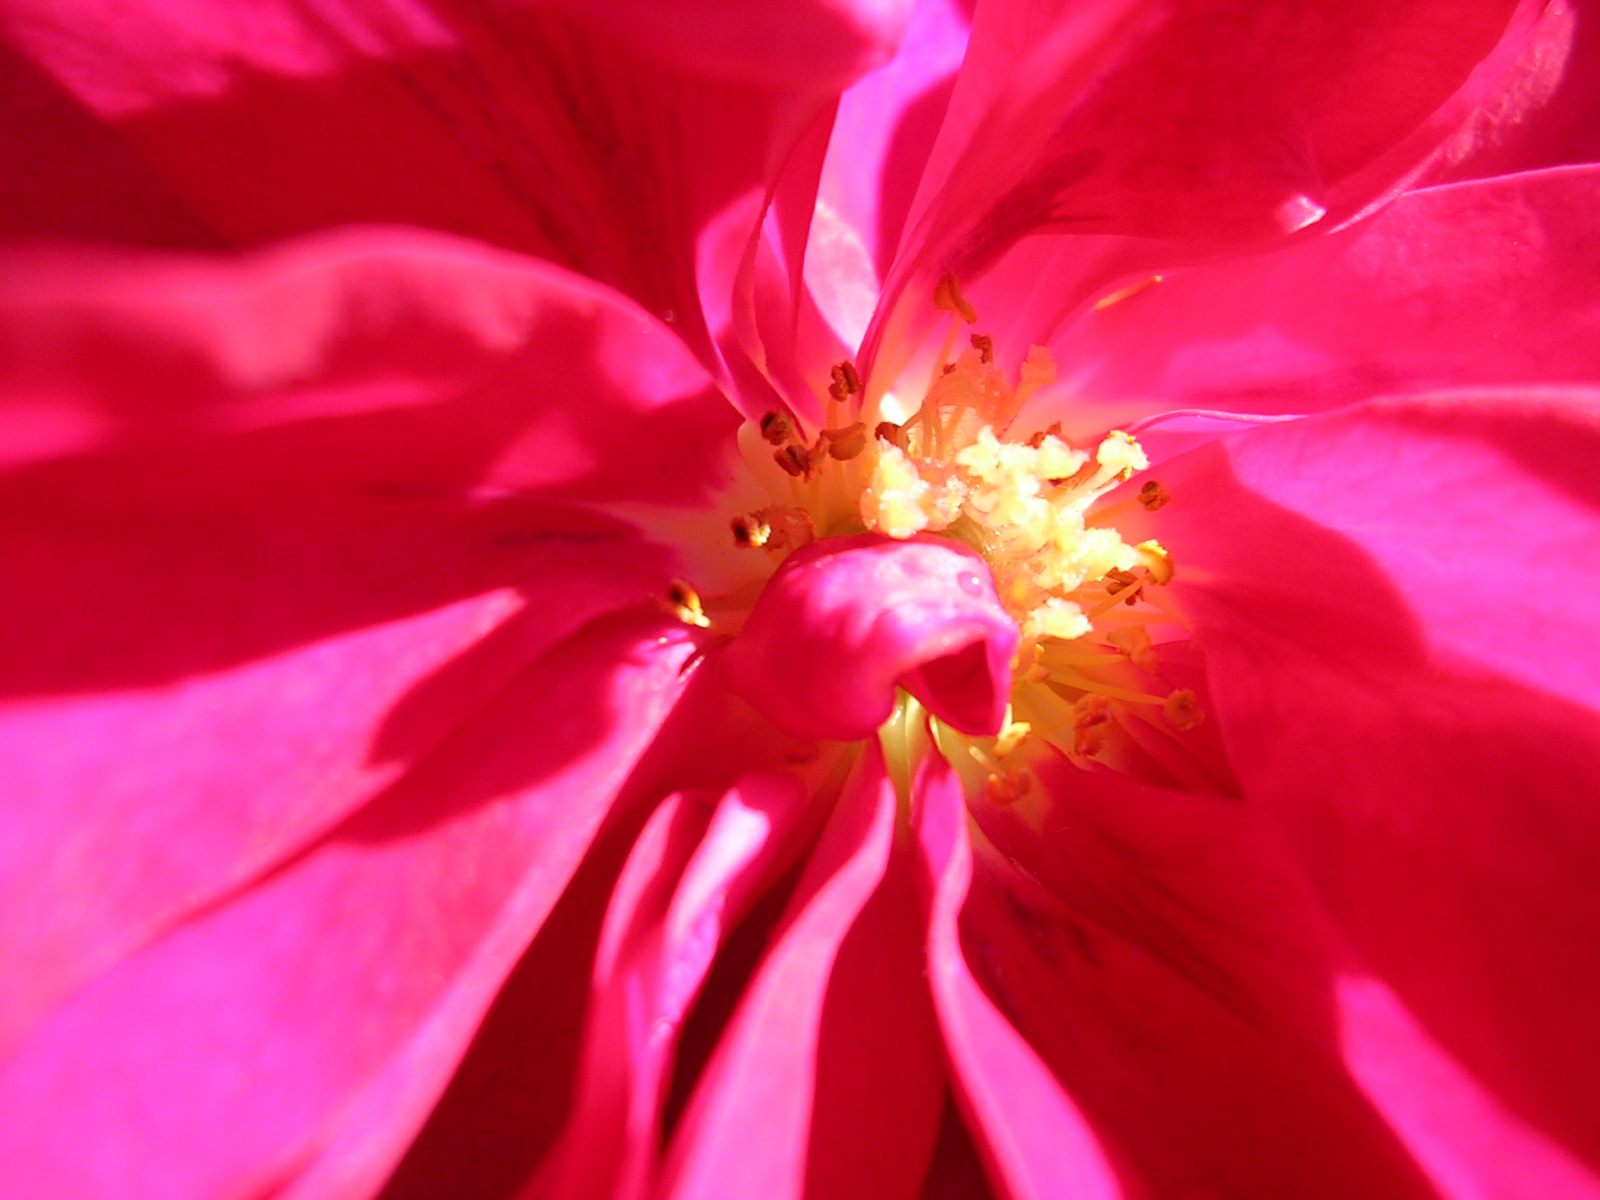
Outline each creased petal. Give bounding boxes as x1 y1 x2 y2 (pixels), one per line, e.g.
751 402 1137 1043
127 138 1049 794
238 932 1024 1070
865 0 1563 379
0 228 733 1053
0 0 850 370
719 534 1018 741
0 614 696 1200
1050 165 1600 424
537 772 810 1200
661 740 943 1200
912 749 1124 1200
1151 391 1600 1170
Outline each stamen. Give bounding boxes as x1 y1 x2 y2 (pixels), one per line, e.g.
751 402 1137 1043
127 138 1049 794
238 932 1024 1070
665 579 712 628
933 271 979 324
760 411 795 446
1138 480 1171 511
1163 688 1204 730
821 422 867 461
731 513 772 548
970 333 994 364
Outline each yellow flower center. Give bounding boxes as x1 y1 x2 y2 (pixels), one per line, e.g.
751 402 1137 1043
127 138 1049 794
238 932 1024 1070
670 276 1204 805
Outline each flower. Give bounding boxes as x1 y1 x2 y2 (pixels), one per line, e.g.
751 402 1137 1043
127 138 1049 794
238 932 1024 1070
1 1 1598 1199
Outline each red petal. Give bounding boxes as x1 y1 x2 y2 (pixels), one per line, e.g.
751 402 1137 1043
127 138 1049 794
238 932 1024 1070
0 615 696 1200
538 773 810 1200
718 534 1019 741
0 1 866 366
911 750 1125 1200
1153 392 1600 1170
1051 165 1600 424
0 229 733 1053
661 741 943 1200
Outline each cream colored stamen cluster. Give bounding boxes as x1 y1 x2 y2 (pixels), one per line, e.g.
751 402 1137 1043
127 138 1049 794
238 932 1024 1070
860 346 1151 644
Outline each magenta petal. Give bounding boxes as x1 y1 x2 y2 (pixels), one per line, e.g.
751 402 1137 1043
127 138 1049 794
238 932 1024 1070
1154 392 1600 1168
912 750 1124 1200
1054 165 1600 419
0 2 849 366
661 740 943 1200
0 615 697 1200
539 772 809 1200
719 534 1018 741
0 228 732 1054
1338 975 1600 1199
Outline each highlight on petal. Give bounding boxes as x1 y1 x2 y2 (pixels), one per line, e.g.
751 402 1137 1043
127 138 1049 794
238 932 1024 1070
536 772 809 1200
1152 390 1600 1172
0 229 733 1061
660 740 944 1200
1339 974 1600 1200
0 613 699 1200
1050 165 1600 423
0 0 855 372
864 0 1567 375
912 750 1124 1200
718 534 1019 741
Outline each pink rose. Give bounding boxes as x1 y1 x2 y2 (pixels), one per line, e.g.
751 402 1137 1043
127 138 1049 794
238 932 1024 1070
1 2 1597 1198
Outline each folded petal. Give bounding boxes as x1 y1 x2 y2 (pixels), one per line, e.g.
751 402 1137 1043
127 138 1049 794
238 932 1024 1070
865 0 1564 377
0 229 734 1051
0 1 864 366
0 612 697 1200
912 750 1125 1200
660 740 944 1200
718 534 1019 742
538 772 810 1200
1151 391 1600 1171
1050 165 1600 423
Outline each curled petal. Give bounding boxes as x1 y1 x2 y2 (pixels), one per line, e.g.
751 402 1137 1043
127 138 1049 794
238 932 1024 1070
912 750 1124 1200
719 534 1019 741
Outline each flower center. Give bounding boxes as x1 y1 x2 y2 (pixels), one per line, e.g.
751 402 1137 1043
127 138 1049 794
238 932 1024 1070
682 276 1205 801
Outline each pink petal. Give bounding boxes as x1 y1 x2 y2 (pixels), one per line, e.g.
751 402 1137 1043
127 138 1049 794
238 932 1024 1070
866 0 1564 375
0 229 733 1053
1338 974 1600 1200
660 740 944 1200
1151 391 1600 1170
911 750 1124 1200
0 614 698 1200
817 0 971 289
537 772 811 1200
718 534 1019 742
0 2 857 367
1050 165 1600 423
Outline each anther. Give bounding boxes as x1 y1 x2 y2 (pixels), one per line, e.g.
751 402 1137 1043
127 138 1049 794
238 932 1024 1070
665 580 712 628
1136 540 1173 584
822 422 868 461
760 411 795 446
875 420 908 450
1163 689 1203 731
1026 421 1064 450
933 271 979 324
774 444 811 477
731 514 772 548
1107 625 1158 673
828 360 862 401
1138 480 1171 511
1073 694 1113 756
983 767 1032 805
970 333 994 364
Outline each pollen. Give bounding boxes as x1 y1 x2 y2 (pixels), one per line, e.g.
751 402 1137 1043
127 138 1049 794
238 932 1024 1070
717 278 1193 786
